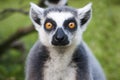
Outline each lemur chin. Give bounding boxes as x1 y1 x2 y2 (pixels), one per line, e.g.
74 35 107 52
25 0 106 80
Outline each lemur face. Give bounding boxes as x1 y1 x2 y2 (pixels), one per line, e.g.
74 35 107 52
30 3 92 47
42 11 79 46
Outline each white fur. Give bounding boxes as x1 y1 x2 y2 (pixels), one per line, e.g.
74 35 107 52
38 27 51 47
45 0 67 7
44 46 77 80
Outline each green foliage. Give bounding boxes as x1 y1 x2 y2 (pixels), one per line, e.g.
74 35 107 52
0 0 120 80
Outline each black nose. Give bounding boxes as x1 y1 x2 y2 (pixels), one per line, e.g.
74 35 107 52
55 35 65 42
54 29 65 42
52 28 69 46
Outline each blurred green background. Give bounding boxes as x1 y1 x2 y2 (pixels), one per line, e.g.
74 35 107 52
0 0 120 80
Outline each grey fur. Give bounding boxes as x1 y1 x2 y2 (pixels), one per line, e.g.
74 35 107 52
81 41 106 80
44 6 78 17
25 41 49 80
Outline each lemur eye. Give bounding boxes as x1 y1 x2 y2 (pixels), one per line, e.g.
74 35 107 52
45 22 53 30
44 18 57 31
64 18 77 31
68 22 75 29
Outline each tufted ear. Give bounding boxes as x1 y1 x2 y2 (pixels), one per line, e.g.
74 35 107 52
29 2 44 31
77 3 92 32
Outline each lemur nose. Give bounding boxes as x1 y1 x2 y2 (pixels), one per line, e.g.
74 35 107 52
55 34 65 42
52 28 69 46
54 28 65 42
55 36 65 41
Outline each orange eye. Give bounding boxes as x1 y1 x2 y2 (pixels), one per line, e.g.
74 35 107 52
45 22 53 30
68 22 75 29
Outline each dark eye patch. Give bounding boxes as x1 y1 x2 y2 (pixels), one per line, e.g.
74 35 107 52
44 18 57 32
63 17 77 32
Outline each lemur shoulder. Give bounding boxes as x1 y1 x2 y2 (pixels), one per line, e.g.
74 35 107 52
25 0 106 80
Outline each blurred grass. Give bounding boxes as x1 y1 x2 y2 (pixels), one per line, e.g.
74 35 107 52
0 0 120 80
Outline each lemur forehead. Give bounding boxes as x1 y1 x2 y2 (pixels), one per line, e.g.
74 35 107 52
44 6 78 17
46 12 74 20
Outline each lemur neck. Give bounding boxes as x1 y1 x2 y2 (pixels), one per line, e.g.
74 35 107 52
47 45 77 66
43 45 77 80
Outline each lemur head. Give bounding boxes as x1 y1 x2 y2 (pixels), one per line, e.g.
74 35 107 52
30 3 92 48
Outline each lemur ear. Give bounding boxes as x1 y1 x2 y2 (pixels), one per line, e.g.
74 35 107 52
29 2 44 30
77 3 92 32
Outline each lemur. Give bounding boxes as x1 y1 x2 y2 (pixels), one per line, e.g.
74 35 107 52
25 0 106 80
